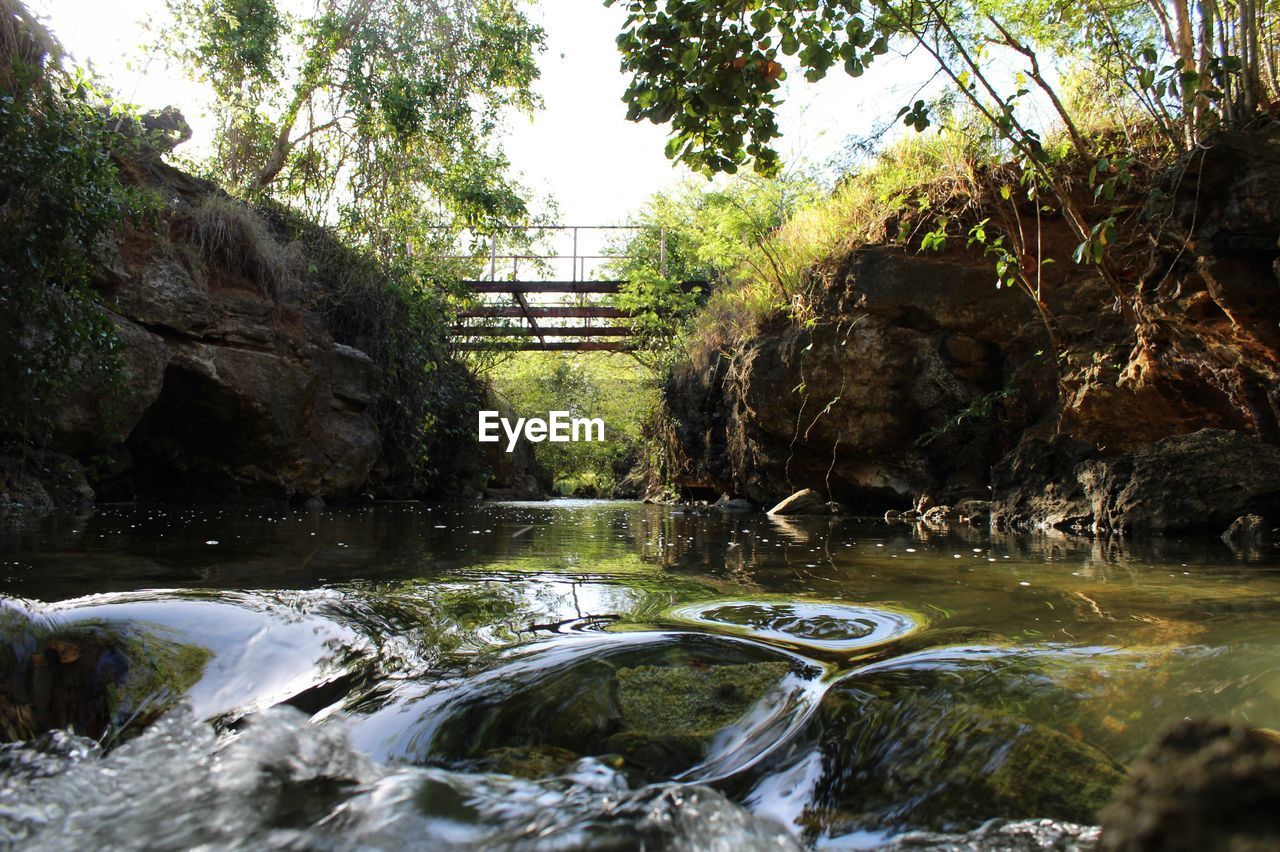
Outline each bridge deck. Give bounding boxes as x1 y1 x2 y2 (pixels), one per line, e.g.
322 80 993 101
453 279 704 352
442 225 702 352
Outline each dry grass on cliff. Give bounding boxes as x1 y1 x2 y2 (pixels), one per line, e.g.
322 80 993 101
0 0 57 91
681 125 998 364
682 89 1171 368
182 194 297 302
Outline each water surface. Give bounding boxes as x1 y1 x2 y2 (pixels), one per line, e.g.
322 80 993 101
3 500 1279 849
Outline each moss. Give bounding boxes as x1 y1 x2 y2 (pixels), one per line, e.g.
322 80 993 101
810 696 1126 835
471 745 583 779
607 661 789 776
114 631 213 721
614 661 788 738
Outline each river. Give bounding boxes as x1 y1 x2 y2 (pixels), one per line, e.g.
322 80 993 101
2 499 1279 849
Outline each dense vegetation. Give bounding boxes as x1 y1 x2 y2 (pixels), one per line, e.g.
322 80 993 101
488 353 657 495
0 1 151 449
605 0 1279 348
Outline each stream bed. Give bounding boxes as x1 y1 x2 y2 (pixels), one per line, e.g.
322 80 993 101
3 499 1280 849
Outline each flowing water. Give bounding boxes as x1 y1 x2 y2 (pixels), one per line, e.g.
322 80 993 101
3 499 1280 850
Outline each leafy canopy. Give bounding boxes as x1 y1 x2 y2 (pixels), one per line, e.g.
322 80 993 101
161 0 545 237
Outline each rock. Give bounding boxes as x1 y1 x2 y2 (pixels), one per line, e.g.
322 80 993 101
1222 514 1271 548
1079 429 1280 533
1099 718 1280 851
814 698 1125 834
607 661 790 777
0 451 94 514
330 344 377 409
660 246 1050 510
104 105 192 152
990 437 1098 530
303 496 325 510
0 612 211 743
954 498 992 525
713 494 755 512
767 488 831 515
920 504 955 524
121 340 368 500
52 316 169 452
653 127 1280 522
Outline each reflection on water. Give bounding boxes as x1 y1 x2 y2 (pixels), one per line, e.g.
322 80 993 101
2 499 1280 848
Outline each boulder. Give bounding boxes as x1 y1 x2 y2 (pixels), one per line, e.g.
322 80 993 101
920 504 956 524
813 698 1125 834
1099 719 1280 851
713 494 755 512
990 437 1098 530
768 488 832 516
0 451 93 514
954 498 992 525
1222 514 1272 549
52 316 169 452
1079 429 1280 533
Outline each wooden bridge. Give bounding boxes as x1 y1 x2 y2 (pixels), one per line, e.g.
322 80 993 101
447 226 703 352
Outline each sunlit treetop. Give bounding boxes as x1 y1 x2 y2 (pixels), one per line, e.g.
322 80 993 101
607 0 900 176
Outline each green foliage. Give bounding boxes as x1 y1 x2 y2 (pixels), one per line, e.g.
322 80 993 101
0 66 150 443
487 354 657 495
160 0 544 240
612 270 703 368
286 213 477 492
607 0 894 176
606 171 821 355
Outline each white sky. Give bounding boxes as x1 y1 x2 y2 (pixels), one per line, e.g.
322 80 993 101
32 0 934 224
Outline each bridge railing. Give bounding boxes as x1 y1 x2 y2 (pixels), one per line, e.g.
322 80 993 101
441 225 702 352
434 224 666 283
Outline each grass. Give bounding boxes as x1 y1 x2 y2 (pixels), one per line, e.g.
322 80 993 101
683 121 1002 364
182 193 297 302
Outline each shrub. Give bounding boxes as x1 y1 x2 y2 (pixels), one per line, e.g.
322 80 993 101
0 29 150 445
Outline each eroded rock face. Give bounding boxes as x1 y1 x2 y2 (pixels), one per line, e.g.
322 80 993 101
660 127 1280 523
663 247 1054 508
992 430 1280 533
1079 429 1280 533
50 156 383 503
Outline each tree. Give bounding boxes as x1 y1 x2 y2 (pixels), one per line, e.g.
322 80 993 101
606 173 820 364
605 0 1279 302
160 0 544 240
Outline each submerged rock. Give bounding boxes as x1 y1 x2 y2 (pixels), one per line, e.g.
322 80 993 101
609 662 789 776
0 606 211 743
886 817 1100 850
665 600 920 656
373 633 813 784
1099 718 1280 851
810 695 1124 835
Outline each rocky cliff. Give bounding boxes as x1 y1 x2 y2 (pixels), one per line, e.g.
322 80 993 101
659 125 1280 535
2 147 536 510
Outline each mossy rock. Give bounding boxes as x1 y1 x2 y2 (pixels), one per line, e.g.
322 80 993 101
607 661 789 776
0 620 210 743
470 745 585 779
810 696 1125 835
